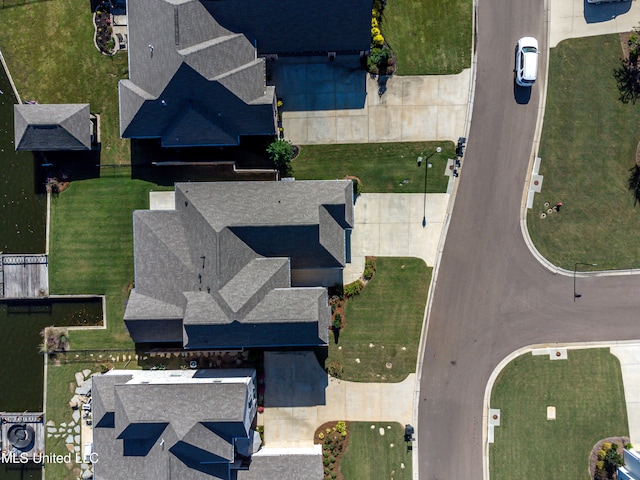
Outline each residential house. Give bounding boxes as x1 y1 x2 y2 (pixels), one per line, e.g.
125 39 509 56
92 369 323 479
124 180 354 350
14 104 93 151
120 0 371 147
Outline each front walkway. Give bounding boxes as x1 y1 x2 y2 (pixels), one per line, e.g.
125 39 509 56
282 68 470 145
263 351 415 448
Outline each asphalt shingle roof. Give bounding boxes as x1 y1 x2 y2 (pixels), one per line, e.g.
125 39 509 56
14 104 92 151
125 180 353 349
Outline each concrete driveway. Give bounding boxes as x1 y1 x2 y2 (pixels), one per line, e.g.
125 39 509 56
277 59 470 145
550 0 640 47
263 351 415 448
344 193 450 283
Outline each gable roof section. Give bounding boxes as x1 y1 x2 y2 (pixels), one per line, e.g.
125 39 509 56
14 104 91 151
125 180 353 349
120 0 275 146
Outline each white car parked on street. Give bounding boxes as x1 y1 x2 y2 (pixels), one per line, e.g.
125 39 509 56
515 37 538 87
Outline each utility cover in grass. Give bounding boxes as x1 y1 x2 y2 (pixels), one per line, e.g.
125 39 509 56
547 406 556 420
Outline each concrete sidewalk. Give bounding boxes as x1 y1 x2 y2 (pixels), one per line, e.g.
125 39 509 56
263 351 415 449
611 345 640 447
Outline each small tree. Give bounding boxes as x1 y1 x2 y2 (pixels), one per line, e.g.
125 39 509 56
267 139 294 177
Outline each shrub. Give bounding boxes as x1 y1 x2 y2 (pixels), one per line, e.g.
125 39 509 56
333 314 342 330
323 457 330 466
335 421 347 435
343 280 363 297
327 361 343 379
626 443 634 450
329 455 336 464
267 139 294 177
352 178 362 196
602 442 612 451
596 460 605 470
331 472 337 479
318 432 325 440
372 34 385 47
371 27 381 37
597 449 606 461
277 99 283 108
371 18 378 28
372 8 381 20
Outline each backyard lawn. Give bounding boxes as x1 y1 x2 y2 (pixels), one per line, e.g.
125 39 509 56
45 359 138 480
341 422 412 480
326 258 431 382
0 0 130 165
490 349 628 480
292 142 453 194
383 0 472 75
48 168 173 350
528 34 640 270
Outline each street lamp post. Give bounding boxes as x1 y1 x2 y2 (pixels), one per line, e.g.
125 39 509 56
418 146 441 227
574 262 597 301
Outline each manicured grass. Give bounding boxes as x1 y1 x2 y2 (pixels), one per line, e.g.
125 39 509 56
383 0 472 75
341 422 412 480
48 169 173 350
327 258 431 382
292 142 454 194
528 34 640 270
490 349 628 480
0 1 130 165
45 360 138 480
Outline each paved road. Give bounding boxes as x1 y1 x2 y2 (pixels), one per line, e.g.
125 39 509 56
418 0 640 478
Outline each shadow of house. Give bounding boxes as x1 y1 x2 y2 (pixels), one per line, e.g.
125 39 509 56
121 0 371 152
584 0 632 23
92 369 323 479
14 104 100 187
124 180 354 351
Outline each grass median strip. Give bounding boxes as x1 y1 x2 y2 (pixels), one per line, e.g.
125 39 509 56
383 0 472 75
340 422 412 480
327 257 431 383
292 142 453 194
490 349 628 479
528 34 640 270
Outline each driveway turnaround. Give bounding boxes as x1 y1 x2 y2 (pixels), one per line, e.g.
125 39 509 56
550 0 640 47
344 193 449 283
263 351 414 449
280 66 470 145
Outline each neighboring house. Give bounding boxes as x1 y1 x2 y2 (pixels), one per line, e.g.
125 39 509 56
124 180 354 350
120 0 370 147
92 369 323 479
13 104 93 151
619 449 640 480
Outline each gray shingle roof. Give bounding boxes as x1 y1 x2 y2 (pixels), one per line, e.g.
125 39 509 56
120 0 276 146
92 369 258 480
237 449 324 480
204 0 371 55
125 180 352 349
14 104 91 151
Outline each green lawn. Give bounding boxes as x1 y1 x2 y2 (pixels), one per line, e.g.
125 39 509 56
490 349 628 480
48 169 173 350
327 258 431 382
292 142 453 194
0 0 130 165
383 0 472 75
45 360 138 480
341 422 412 480
528 34 640 270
